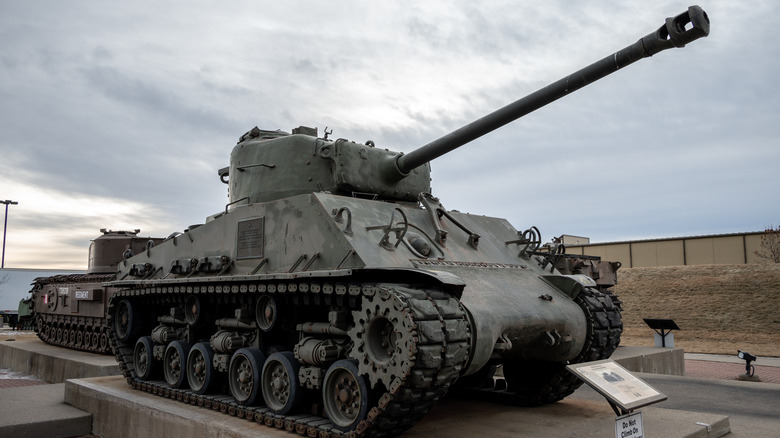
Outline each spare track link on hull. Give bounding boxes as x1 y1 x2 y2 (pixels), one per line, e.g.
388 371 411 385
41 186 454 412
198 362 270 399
32 273 116 354
107 280 471 438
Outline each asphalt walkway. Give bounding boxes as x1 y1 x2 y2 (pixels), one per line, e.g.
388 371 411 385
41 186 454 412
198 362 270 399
0 368 46 388
684 352 780 384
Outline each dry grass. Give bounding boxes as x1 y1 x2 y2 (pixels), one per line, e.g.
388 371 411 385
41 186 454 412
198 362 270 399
613 263 780 357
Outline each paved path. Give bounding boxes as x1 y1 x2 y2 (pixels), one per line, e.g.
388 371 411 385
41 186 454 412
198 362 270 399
0 368 46 389
685 360 780 383
684 353 780 384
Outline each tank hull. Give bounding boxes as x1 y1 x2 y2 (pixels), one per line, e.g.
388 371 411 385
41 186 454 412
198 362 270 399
105 192 620 436
31 273 115 353
113 193 593 369
432 264 588 374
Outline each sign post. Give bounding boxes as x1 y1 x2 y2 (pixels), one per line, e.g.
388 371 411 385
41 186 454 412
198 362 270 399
642 318 680 348
2 199 18 268
616 411 644 438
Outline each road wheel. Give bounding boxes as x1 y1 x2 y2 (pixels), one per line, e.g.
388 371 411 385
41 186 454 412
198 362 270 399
261 351 303 414
323 359 370 431
187 342 219 394
229 347 267 405
164 340 192 388
134 336 159 381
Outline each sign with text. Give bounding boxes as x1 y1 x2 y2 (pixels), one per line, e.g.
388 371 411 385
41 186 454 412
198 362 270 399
567 359 667 411
616 411 644 438
236 217 265 260
73 289 103 301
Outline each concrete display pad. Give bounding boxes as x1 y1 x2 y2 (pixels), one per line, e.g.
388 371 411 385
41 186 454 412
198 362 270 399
1 333 699 437
66 375 729 438
0 333 120 382
409 396 729 438
610 345 685 376
0 383 91 438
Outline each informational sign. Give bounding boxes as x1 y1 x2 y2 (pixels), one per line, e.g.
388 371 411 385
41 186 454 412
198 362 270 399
616 411 644 438
567 359 667 412
236 217 265 259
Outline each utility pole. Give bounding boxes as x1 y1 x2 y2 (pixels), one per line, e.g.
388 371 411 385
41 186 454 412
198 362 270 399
2 200 18 268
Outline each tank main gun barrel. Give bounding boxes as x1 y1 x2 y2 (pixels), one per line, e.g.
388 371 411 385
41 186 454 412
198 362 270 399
391 6 709 178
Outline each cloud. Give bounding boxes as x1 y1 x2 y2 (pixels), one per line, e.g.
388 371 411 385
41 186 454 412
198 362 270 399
0 1 778 269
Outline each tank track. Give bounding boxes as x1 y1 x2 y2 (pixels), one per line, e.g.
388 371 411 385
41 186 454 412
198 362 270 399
32 273 116 354
35 313 112 353
574 287 623 363
461 287 622 406
107 279 471 438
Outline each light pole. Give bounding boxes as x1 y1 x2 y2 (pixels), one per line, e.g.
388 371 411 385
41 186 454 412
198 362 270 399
2 200 18 269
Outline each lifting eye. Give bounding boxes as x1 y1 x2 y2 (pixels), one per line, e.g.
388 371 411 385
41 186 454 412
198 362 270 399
218 166 229 184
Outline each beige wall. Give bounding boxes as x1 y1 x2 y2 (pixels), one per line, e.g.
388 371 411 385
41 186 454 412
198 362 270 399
632 240 685 267
745 234 765 264
566 232 770 267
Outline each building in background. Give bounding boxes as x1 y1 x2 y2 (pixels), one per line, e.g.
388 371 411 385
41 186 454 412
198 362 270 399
0 268 84 312
564 231 768 268
560 235 590 246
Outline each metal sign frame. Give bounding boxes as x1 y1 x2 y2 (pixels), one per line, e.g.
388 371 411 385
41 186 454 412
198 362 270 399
643 318 680 347
567 359 667 416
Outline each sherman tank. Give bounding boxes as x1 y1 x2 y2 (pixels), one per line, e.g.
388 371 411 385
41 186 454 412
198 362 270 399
28 229 163 353
106 7 709 437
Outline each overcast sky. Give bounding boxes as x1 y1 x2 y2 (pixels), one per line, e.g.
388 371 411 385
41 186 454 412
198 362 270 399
1 1 778 270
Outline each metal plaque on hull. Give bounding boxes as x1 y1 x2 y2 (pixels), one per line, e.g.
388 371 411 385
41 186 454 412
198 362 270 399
236 217 265 259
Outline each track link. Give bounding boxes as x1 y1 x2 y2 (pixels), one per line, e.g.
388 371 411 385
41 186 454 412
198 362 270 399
107 280 471 437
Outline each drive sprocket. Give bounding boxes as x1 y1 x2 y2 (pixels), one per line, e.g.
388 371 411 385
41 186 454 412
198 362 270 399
348 287 418 388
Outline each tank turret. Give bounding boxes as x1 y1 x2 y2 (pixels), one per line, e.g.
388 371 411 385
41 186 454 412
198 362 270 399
87 229 164 274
